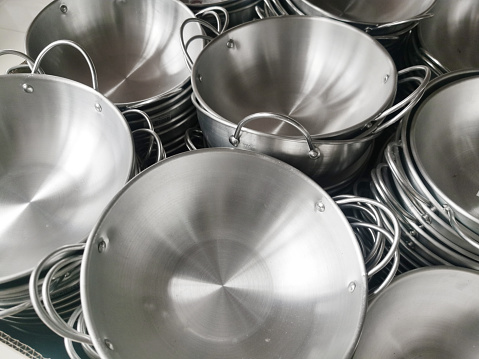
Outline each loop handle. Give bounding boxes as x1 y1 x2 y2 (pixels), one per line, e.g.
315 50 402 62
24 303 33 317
365 65 431 135
29 244 91 345
444 205 479 251
0 49 36 72
364 13 434 34
229 112 320 159
185 127 206 151
32 40 98 91
180 6 229 70
131 128 166 165
384 141 431 206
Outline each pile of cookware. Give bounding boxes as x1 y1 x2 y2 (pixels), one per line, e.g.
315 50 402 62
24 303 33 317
24 0 209 157
182 15 430 192
27 149 398 358
404 0 479 76
366 70 479 271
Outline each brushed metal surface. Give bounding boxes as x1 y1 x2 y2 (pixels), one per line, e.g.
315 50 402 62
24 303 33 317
354 267 479 359
26 0 202 107
192 16 396 138
81 149 367 359
0 74 133 284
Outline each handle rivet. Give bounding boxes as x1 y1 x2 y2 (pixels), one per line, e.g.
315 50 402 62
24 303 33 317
348 282 356 293
104 339 114 350
226 39 235 48
22 84 34 93
315 202 325 213
383 74 390 83
98 240 107 253
95 103 102 112
60 4 68 13
196 73 202 83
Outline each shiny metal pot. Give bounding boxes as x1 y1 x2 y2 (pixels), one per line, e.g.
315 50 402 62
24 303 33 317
79 149 367 358
187 16 429 140
409 75 479 235
25 0 203 108
353 267 479 358
193 94 375 186
291 0 435 35
0 44 135 285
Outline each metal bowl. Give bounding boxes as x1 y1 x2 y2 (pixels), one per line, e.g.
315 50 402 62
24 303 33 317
81 149 367 358
353 267 479 358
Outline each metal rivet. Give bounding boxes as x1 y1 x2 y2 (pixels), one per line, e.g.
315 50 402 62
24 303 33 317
315 202 325 212
409 230 417 237
60 4 68 13
95 103 102 112
22 84 34 93
98 240 107 253
104 339 114 350
348 282 356 293
226 39 235 48
384 74 390 83
196 73 202 83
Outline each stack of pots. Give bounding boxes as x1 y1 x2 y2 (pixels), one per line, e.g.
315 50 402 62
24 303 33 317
183 15 430 192
369 70 479 272
24 0 210 157
405 0 479 77
254 0 436 59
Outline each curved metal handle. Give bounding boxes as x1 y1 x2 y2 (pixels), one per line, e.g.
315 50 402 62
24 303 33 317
0 301 32 319
229 112 320 159
185 127 206 151
195 6 230 33
0 49 36 72
64 307 100 359
180 7 228 71
32 40 98 91
443 205 479 251
367 65 431 134
131 128 166 166
334 195 400 297
364 13 434 33
122 108 155 161
384 141 431 206
283 0 304 15
29 244 92 345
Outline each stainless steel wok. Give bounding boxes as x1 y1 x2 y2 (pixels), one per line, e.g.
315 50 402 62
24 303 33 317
353 267 479 358
78 149 367 358
25 0 203 108
0 44 134 285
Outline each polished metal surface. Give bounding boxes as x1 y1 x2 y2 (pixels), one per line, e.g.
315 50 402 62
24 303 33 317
353 267 479 358
82 149 367 359
418 0 479 72
410 76 479 232
0 74 134 284
293 0 435 27
194 93 375 186
192 16 396 138
26 0 203 107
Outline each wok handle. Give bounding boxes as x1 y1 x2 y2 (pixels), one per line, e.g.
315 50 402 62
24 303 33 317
29 244 92 345
334 195 401 297
444 205 479 251
384 141 432 206
0 301 32 320
229 112 321 159
367 65 431 135
131 128 166 167
32 40 99 91
364 13 434 34
0 49 36 72
64 307 100 359
185 127 207 151
180 6 229 70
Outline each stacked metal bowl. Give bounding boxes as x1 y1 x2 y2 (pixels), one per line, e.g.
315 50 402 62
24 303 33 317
405 0 479 76
25 0 207 157
368 70 479 272
182 15 430 192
